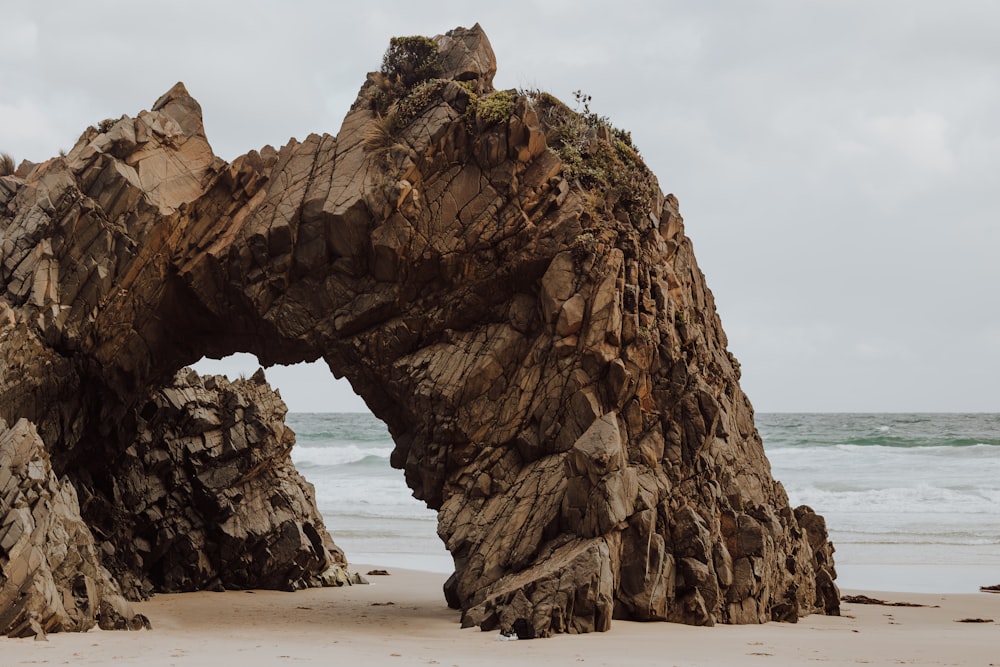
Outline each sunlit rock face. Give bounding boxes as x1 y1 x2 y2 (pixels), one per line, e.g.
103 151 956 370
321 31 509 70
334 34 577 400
0 24 837 638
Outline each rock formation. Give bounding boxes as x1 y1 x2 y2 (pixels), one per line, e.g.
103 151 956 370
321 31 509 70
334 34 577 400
92 368 348 599
0 24 838 638
0 418 147 636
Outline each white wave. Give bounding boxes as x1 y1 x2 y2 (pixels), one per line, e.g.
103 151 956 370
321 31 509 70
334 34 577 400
785 483 1000 515
767 443 1000 460
291 443 393 467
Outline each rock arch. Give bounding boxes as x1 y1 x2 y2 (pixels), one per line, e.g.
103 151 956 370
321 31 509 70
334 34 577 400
0 25 838 637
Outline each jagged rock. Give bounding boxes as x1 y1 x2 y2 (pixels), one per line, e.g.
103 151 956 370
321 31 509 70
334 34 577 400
795 505 841 615
87 368 348 598
97 600 152 631
0 419 142 637
0 23 838 637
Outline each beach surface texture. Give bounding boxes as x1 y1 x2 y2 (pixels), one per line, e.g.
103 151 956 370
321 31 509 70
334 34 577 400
3 566 998 666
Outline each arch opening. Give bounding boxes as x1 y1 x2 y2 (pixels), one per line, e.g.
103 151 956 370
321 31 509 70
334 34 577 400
193 354 368 413
193 354 450 573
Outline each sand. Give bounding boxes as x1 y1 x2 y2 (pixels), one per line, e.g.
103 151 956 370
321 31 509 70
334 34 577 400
3 566 998 667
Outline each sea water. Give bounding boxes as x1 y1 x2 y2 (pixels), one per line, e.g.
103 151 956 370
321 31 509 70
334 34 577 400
761 413 1000 593
288 412 1000 593
288 412 447 574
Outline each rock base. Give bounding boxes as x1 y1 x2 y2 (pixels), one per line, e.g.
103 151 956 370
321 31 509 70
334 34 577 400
0 419 145 638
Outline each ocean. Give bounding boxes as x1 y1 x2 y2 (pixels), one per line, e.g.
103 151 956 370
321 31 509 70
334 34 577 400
288 412 1000 594
760 413 1000 593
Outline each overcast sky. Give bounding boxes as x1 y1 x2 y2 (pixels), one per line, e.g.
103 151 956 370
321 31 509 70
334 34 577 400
2 1 997 413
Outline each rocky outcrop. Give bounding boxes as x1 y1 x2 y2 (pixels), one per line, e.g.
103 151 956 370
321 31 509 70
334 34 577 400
0 418 145 637
0 368 342 638
89 368 348 599
0 24 837 637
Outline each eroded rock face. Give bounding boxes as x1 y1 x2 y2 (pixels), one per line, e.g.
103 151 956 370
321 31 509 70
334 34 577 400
91 368 348 599
0 419 144 637
0 24 838 637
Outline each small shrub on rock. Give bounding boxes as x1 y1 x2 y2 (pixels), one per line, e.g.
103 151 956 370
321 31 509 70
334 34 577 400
474 90 515 124
526 89 656 224
380 36 442 89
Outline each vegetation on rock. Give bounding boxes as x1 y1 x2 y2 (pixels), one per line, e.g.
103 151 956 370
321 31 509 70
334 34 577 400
363 78 448 164
380 35 442 88
469 89 516 125
393 79 447 126
363 36 450 161
527 89 657 225
367 35 443 116
0 152 14 176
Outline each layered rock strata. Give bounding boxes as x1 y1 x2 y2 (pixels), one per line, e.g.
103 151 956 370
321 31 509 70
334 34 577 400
91 368 348 599
0 24 838 637
0 419 146 637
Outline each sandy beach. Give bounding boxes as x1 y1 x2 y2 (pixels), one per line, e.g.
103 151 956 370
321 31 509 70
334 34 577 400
3 566 997 667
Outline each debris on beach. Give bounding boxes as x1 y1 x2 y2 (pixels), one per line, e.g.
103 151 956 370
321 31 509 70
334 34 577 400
840 595 937 608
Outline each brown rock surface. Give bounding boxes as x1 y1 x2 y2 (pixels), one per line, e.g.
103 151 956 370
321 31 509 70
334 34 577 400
92 368 348 599
0 418 144 637
0 24 838 636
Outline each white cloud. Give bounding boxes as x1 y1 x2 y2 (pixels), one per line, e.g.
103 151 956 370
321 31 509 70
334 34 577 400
867 110 956 172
